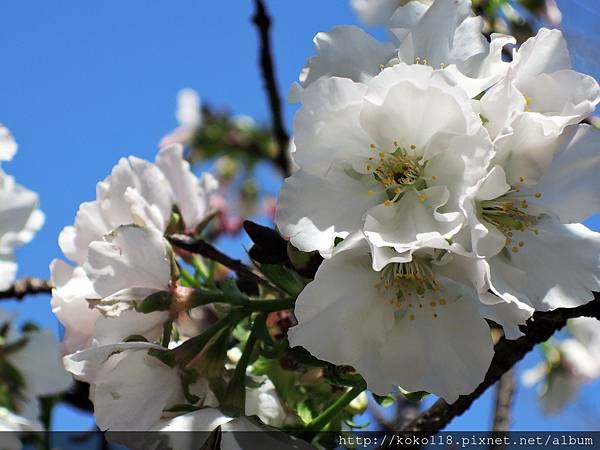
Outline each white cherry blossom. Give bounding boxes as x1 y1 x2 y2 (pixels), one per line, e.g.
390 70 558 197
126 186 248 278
523 318 600 414
287 234 533 402
0 126 44 290
58 144 217 266
481 28 600 138
277 63 493 257
457 124 600 312
294 0 512 98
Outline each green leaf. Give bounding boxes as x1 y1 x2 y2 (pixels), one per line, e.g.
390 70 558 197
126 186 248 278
258 264 306 297
220 279 250 305
297 401 313 425
372 393 396 408
148 348 176 368
134 291 173 313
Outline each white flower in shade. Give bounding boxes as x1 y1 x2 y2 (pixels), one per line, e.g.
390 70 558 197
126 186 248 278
277 63 493 257
0 311 72 423
351 0 433 27
0 127 44 291
63 342 186 431
245 377 286 428
288 234 532 402
0 407 42 450
294 0 512 99
456 123 600 312
480 28 600 138
125 409 312 450
58 144 217 266
523 318 600 415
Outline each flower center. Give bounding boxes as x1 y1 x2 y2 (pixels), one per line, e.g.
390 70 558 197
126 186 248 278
366 143 430 206
479 182 542 253
374 258 447 320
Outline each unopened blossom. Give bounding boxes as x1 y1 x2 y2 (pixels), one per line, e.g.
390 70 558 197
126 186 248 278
293 0 512 99
0 126 44 290
523 318 600 415
277 63 492 257
457 123 600 312
288 234 532 402
0 311 71 422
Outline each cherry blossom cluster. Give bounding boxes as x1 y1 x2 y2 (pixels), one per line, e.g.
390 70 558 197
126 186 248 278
0 125 44 291
51 144 297 442
276 0 600 402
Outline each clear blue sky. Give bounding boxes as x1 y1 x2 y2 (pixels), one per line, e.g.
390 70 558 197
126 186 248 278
0 0 599 433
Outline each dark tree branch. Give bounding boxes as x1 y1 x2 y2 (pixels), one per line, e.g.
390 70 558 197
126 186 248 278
394 294 600 439
0 277 52 300
251 0 291 176
168 234 280 291
491 369 515 442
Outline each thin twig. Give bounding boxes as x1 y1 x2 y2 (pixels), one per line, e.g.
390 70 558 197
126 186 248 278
0 278 52 300
168 234 279 291
390 294 600 440
251 0 291 176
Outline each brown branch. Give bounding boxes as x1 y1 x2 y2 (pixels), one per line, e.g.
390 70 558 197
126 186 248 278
392 294 600 440
0 278 52 300
168 234 279 291
251 0 291 176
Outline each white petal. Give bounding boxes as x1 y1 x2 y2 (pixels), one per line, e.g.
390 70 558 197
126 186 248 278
492 114 561 187
156 144 217 232
245 378 285 428
64 342 182 431
50 259 101 355
364 186 462 252
0 173 44 257
0 125 17 162
8 330 72 397
360 78 470 155
275 168 382 255
293 77 371 174
528 125 600 223
298 26 396 89
374 276 494 402
85 225 171 298
512 28 571 80
288 239 395 365
491 219 600 311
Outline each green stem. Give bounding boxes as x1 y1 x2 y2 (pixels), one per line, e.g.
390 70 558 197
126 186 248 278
223 314 266 412
172 315 235 366
179 268 197 288
245 297 295 313
191 255 210 280
305 382 365 432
